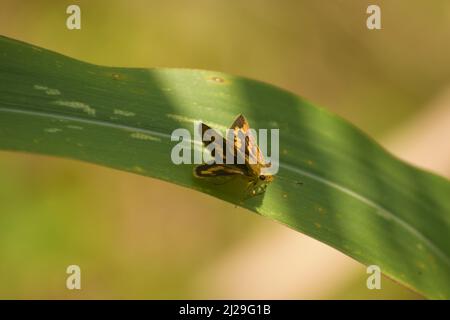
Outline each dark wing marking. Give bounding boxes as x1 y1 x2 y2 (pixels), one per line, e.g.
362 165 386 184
200 122 227 162
230 114 249 131
194 164 246 178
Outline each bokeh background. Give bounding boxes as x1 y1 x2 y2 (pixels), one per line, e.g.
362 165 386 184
1 0 449 299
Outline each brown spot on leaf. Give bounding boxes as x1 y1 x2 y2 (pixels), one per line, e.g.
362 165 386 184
209 76 225 83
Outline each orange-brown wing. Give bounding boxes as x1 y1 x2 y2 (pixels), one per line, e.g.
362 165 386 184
229 114 269 176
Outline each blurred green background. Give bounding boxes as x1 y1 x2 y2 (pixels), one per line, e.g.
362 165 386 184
1 0 449 299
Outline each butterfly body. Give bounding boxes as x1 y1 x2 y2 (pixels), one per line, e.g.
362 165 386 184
194 114 274 197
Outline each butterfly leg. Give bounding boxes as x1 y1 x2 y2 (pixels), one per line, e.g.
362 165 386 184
243 181 266 200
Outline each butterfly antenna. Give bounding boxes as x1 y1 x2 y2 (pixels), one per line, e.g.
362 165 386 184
276 174 303 186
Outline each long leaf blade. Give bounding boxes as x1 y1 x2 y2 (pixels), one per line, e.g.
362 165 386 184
0 36 449 298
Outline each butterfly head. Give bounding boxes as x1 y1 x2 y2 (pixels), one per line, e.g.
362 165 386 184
259 174 273 183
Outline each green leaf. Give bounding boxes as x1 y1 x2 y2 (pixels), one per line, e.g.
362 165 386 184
1 35 449 299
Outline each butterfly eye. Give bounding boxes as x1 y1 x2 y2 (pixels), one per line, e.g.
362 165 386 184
259 175 266 181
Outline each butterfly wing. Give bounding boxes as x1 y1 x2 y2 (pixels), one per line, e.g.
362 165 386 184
230 114 270 176
199 122 228 163
197 123 247 180
194 164 246 178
